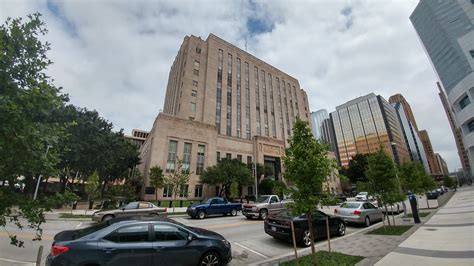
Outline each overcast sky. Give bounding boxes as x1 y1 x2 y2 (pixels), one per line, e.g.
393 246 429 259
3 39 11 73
1 0 462 172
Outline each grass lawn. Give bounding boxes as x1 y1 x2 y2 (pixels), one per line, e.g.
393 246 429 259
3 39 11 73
159 200 193 207
367 225 413 236
407 212 430 218
280 251 364 266
59 213 91 219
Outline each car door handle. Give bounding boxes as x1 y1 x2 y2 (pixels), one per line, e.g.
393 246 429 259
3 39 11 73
102 248 116 253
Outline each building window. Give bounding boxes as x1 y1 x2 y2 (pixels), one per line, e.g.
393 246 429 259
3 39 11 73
194 60 200 68
191 90 197 97
226 153 231 159
191 102 196 113
247 156 252 166
237 154 242 162
196 145 205 175
468 120 474 133
183 143 192 173
163 185 172 198
194 185 203 198
216 151 221 162
166 140 178 173
193 69 199 76
226 53 233 136
459 95 471 110
196 47 201 54
179 184 189 198
245 62 251 139
216 49 223 133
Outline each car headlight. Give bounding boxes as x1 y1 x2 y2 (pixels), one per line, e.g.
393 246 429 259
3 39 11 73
251 207 257 211
190 207 195 210
221 239 230 247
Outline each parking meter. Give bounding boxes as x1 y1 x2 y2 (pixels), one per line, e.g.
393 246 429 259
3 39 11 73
408 193 420 224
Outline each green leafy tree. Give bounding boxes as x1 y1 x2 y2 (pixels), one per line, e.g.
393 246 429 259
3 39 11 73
165 158 191 212
443 176 454 188
85 171 100 205
283 118 333 264
0 13 72 246
149 166 165 202
347 153 369 184
201 158 253 199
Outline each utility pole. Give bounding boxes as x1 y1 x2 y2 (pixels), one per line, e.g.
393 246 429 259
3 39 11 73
33 145 52 200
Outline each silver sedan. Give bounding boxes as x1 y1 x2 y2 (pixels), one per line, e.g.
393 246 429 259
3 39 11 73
334 201 383 227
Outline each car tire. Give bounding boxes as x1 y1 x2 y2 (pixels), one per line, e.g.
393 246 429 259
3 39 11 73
102 215 114 222
364 216 370 227
199 251 220 266
259 209 268 220
301 229 312 247
197 210 206 219
337 222 346 236
230 208 237 216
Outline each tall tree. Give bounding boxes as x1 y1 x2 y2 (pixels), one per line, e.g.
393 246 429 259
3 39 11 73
346 153 369 184
200 158 253 199
283 118 333 264
149 166 165 203
0 13 70 246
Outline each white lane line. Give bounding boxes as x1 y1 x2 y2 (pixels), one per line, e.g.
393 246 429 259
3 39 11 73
233 242 270 259
0 257 35 265
76 222 83 229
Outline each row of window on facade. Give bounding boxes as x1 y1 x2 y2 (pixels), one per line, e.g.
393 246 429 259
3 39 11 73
166 140 205 175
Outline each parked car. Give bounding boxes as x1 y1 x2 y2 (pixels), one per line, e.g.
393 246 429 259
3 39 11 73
46 217 232 266
334 201 383 227
426 190 440 199
264 210 346 247
242 195 293 220
92 201 167 222
381 202 402 214
436 188 444 195
186 197 242 219
355 192 370 201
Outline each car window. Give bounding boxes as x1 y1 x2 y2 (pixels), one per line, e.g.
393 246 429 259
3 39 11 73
139 203 150 209
217 198 225 204
154 224 188 241
73 222 109 239
255 195 270 203
124 202 139 210
367 203 376 209
104 224 149 243
340 202 361 209
270 196 279 203
211 199 219 204
312 211 326 219
362 203 370 209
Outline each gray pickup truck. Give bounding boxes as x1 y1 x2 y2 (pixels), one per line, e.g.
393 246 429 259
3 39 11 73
242 195 292 220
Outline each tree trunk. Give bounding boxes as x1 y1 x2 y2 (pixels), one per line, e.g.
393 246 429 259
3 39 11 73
384 205 391 226
290 221 299 266
391 205 396 226
307 212 317 265
402 201 407 217
155 187 158 203
325 216 331 253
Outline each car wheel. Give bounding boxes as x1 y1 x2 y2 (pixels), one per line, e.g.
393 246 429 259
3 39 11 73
259 209 268 220
230 208 237 216
337 222 346 236
199 251 220 266
301 229 312 247
102 215 114 222
365 216 370 227
197 211 206 219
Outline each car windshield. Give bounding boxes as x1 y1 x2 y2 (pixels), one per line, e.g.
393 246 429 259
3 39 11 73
357 192 368 195
123 202 138 209
255 196 270 203
340 202 361 209
73 222 109 239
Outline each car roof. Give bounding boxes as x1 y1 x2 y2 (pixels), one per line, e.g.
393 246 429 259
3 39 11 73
106 216 183 227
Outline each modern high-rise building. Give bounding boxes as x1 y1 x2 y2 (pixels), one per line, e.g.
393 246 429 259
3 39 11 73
389 94 430 173
418 130 442 178
435 153 449 175
310 109 337 153
125 129 149 148
139 34 311 201
438 82 471 173
330 93 410 167
410 0 474 175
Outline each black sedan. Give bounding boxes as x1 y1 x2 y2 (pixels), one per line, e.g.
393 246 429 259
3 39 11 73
264 210 346 247
426 190 440 199
46 217 232 266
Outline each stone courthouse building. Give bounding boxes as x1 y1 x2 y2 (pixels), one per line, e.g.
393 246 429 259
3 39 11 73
138 34 311 201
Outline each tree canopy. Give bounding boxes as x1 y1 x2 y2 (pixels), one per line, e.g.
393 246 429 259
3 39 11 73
346 153 369 184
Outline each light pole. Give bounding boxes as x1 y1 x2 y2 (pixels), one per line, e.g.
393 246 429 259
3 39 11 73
33 145 52 200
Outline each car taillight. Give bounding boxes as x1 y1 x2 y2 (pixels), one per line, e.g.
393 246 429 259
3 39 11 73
353 210 361 215
51 245 70 256
334 209 338 214
163 208 167 213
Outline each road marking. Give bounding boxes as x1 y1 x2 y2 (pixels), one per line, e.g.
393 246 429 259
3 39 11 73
233 242 269 259
0 257 35 265
76 222 83 229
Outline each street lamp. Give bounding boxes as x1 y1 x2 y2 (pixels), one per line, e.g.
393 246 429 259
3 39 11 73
33 145 52 200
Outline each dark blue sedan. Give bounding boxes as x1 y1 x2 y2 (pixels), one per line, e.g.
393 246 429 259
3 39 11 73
46 217 232 266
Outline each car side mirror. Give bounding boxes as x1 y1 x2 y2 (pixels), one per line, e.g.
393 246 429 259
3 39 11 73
187 234 195 242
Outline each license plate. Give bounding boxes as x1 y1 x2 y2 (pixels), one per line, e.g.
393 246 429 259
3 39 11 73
271 226 276 231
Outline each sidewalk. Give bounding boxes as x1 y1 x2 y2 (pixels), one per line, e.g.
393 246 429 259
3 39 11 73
376 186 474 266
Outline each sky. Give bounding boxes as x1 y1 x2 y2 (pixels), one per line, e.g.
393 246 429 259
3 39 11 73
0 0 462 172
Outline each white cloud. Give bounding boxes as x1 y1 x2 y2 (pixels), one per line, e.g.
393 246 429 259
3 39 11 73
0 0 461 171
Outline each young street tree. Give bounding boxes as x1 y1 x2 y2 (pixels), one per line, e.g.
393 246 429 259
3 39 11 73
165 158 191 212
149 166 165 203
283 118 333 265
200 158 253 200
85 171 100 210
